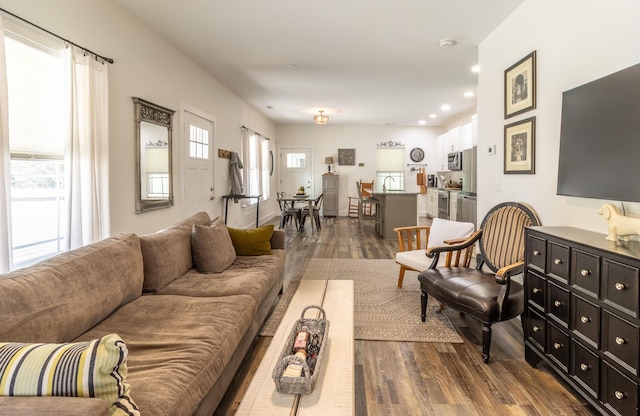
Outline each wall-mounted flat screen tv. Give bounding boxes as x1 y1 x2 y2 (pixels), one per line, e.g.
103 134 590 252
557 62 640 203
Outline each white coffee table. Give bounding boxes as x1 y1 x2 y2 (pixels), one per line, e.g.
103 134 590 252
236 279 354 415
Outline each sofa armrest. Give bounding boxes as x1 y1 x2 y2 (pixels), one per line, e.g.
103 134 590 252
270 229 285 250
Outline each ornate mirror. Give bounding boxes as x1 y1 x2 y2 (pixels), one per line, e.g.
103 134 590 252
133 97 175 213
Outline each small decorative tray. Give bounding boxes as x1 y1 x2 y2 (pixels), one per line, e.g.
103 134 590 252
272 305 329 395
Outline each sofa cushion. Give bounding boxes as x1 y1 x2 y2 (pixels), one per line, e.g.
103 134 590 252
158 249 285 305
227 224 274 256
140 212 212 293
74 294 257 416
191 219 236 273
0 396 111 416
0 233 143 343
0 334 138 416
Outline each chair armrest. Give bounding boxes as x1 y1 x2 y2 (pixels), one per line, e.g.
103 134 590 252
425 229 482 269
495 260 524 284
443 237 467 245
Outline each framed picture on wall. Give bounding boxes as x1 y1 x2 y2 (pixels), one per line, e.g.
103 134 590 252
338 148 355 165
504 116 535 174
504 50 536 119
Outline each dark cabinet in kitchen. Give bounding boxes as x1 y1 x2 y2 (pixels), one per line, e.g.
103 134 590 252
524 226 640 416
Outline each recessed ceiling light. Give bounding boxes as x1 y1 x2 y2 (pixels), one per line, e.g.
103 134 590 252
418 120 426 125
471 65 481 73
429 114 437 118
464 91 475 98
441 104 451 111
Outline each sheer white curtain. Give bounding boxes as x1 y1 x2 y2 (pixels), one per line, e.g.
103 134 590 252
65 48 110 249
0 16 12 272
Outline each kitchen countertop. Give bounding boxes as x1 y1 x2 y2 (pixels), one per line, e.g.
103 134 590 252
370 191 418 196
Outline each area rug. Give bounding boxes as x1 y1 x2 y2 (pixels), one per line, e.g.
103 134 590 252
261 258 463 343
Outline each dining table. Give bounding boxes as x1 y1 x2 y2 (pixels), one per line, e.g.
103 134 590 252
277 194 320 233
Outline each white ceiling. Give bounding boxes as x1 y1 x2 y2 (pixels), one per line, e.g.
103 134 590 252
114 0 523 127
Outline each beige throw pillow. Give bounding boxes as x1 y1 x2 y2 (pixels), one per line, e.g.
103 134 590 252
191 218 236 273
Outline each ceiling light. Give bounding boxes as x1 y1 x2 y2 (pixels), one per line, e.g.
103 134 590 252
439 39 457 48
471 65 481 73
314 110 329 125
429 114 437 118
418 120 426 126
464 91 475 98
441 104 451 111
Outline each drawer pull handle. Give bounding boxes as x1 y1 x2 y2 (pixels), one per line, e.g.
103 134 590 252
554 300 563 307
533 250 541 256
580 363 589 371
615 282 626 291
580 316 590 324
532 288 541 294
553 342 563 350
580 269 590 276
615 391 625 400
532 325 540 333
616 337 625 345
554 258 563 265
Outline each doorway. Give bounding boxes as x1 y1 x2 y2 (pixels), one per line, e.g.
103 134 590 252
181 108 215 218
279 148 313 196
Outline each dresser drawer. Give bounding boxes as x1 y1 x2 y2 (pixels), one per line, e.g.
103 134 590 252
547 241 570 283
603 311 639 375
572 294 600 348
526 272 545 311
571 339 600 400
603 362 639 416
527 234 546 272
548 281 570 327
603 259 640 317
526 308 546 350
571 249 600 299
548 323 570 371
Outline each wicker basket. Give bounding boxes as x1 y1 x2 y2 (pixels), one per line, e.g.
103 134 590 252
272 305 330 394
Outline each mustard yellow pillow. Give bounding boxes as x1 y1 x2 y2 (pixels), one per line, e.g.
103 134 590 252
0 334 139 415
226 224 274 255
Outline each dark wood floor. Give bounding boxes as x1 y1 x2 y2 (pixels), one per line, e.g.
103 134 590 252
215 216 598 416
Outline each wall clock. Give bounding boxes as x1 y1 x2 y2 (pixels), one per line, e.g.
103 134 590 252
410 147 424 162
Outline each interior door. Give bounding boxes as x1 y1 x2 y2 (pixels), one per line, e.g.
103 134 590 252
280 148 313 195
182 109 215 218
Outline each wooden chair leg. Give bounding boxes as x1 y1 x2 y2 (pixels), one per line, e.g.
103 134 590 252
482 323 492 364
420 291 428 322
397 266 407 288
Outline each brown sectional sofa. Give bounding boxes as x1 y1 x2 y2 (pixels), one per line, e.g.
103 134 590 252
0 212 285 416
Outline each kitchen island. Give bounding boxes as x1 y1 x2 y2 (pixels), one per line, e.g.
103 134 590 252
370 191 418 239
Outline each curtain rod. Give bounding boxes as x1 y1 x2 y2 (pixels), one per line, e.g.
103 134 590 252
0 7 114 64
242 125 270 140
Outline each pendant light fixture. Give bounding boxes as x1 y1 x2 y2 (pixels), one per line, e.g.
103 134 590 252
314 110 329 125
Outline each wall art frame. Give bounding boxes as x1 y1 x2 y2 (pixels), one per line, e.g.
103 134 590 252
338 148 355 165
504 50 536 119
504 116 535 174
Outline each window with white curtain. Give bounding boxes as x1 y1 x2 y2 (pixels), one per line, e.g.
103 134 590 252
241 128 270 205
1 19 110 271
375 147 405 192
5 29 67 268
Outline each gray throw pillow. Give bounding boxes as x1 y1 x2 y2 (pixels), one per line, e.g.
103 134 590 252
191 218 236 273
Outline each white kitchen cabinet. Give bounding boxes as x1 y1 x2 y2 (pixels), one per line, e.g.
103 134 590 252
471 114 478 147
461 122 473 150
449 191 458 221
437 134 446 170
426 188 438 218
446 127 461 153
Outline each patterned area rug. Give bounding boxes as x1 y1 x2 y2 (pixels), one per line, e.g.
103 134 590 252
261 258 463 343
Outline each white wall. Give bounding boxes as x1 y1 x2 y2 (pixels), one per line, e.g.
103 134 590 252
276 125 443 216
0 0 278 234
477 0 640 235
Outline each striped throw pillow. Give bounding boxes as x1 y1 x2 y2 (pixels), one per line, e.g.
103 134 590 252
0 334 139 416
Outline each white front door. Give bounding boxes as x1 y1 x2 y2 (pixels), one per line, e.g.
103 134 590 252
182 109 215 218
280 148 313 195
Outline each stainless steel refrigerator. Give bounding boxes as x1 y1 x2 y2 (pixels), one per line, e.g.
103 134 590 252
458 147 477 227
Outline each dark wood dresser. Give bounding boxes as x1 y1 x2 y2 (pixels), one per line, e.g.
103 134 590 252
524 226 640 416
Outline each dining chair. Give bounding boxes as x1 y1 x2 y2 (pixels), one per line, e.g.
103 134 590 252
417 202 540 363
300 194 323 229
277 192 301 230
